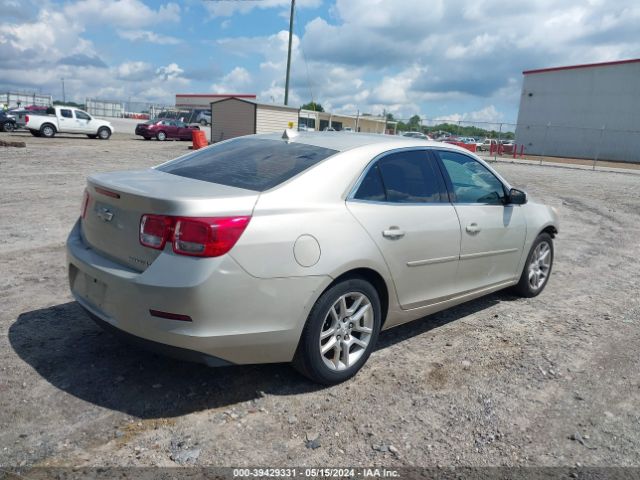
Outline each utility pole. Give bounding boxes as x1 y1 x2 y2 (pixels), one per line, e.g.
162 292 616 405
284 0 295 105
61 78 66 104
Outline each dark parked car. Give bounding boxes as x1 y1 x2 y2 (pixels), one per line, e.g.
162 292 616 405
0 112 17 132
135 119 200 141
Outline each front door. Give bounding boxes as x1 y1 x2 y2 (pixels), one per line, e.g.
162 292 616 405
74 110 94 133
347 149 461 310
176 121 194 140
435 149 526 294
58 108 78 133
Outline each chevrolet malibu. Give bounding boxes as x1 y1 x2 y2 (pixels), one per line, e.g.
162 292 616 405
67 132 558 384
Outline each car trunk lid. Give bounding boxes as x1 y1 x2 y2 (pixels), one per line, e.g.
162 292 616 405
81 169 259 271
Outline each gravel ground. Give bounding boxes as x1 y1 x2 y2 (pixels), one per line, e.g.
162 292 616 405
1 130 639 469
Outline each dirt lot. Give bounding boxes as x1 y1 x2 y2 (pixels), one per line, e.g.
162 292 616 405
1 130 639 470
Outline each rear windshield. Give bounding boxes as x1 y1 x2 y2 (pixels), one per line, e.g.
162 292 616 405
156 137 338 192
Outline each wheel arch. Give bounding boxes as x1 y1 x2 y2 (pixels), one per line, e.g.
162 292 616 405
321 267 390 327
540 224 558 238
40 122 57 132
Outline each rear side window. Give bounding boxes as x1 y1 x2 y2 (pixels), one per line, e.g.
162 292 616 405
354 165 385 201
157 137 338 192
60 109 72 118
355 150 446 203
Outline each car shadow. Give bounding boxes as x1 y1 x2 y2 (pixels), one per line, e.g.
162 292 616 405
9 292 517 418
5 131 98 141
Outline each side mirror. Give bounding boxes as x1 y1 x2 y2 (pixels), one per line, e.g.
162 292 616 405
508 188 527 205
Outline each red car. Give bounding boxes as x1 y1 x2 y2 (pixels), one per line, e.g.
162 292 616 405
135 119 199 141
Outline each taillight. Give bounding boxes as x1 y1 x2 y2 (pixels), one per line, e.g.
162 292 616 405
25 115 29 124
138 215 250 257
174 216 251 257
80 190 90 219
140 214 172 250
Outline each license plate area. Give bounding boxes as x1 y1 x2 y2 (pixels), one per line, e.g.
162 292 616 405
74 271 107 309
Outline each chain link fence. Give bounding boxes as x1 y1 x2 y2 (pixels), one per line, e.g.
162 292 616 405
391 117 640 169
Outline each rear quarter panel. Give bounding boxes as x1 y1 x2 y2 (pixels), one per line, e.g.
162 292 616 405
229 144 400 314
230 145 391 278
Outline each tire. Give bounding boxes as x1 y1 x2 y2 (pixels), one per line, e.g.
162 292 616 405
512 233 554 298
97 127 111 140
293 277 382 385
40 124 56 138
156 131 167 141
2 122 15 132
87 134 97 139
29 130 41 137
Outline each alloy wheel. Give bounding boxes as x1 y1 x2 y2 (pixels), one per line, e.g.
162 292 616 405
319 292 374 371
528 241 551 290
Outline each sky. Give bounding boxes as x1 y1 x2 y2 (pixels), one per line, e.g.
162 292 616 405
1 0 639 123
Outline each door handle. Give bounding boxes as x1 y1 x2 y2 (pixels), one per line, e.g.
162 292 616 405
382 227 405 239
466 223 481 234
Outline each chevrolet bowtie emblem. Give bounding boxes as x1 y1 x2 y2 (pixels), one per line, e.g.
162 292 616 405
96 207 114 222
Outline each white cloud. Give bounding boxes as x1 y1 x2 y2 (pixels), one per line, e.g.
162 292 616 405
116 61 154 81
204 0 321 17
156 63 186 81
65 0 180 28
435 105 503 124
0 0 188 105
3 0 640 121
117 29 181 45
211 67 252 93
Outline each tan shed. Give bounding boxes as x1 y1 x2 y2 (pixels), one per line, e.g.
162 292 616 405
210 98 299 142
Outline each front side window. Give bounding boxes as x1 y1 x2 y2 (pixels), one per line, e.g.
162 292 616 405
354 150 445 203
157 137 337 192
60 109 72 118
437 150 505 204
75 110 90 120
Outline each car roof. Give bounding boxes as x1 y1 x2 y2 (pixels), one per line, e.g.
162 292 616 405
253 131 451 153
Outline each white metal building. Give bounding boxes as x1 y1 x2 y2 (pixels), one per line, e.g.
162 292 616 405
515 59 640 163
1 92 52 108
86 98 124 118
210 98 299 142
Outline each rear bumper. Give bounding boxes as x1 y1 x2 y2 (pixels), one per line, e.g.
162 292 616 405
86 310 233 367
66 219 329 364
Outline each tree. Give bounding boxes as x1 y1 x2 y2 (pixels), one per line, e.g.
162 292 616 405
407 114 421 131
300 102 324 112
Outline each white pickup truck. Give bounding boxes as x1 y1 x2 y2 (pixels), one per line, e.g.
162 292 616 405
24 106 114 140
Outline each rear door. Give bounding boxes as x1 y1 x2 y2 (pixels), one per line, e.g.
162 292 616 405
435 149 526 293
347 148 461 309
